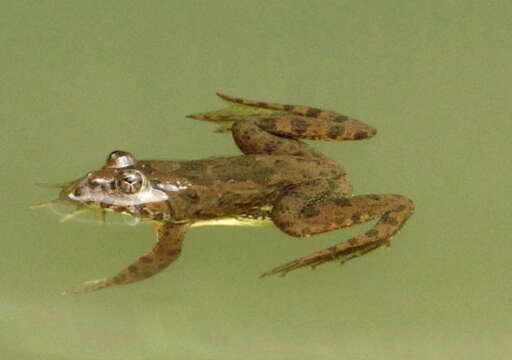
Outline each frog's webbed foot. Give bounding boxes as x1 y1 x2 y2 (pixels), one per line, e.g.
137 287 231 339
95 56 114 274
64 278 111 295
260 235 382 278
186 113 235 133
264 182 414 277
260 237 388 278
65 223 187 294
187 93 284 133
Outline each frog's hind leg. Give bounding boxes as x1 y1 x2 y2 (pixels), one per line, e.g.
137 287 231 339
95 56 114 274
189 93 377 142
263 179 414 277
67 223 187 294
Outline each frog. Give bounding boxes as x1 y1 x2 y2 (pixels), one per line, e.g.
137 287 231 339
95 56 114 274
39 93 414 294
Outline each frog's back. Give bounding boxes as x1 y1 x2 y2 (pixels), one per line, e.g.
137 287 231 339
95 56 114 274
140 155 344 189
137 155 348 220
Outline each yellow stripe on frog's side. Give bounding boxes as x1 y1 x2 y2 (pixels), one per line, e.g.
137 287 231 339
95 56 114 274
191 216 272 228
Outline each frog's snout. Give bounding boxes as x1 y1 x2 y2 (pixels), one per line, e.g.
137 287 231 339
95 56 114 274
62 171 116 204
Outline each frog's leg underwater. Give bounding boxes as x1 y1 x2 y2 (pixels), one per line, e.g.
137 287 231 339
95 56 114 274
263 180 414 276
68 223 186 294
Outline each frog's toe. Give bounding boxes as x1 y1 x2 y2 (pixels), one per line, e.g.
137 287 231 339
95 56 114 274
63 278 114 295
186 112 232 122
260 261 306 278
260 237 394 278
260 253 326 278
185 112 209 120
186 113 235 133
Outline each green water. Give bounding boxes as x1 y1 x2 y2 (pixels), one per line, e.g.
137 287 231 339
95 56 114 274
2 1 511 359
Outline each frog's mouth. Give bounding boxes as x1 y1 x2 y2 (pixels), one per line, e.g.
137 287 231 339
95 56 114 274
32 182 108 224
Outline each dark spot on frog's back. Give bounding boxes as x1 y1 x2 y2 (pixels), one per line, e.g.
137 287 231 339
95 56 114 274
140 256 153 264
354 131 367 140
291 118 307 135
301 206 320 218
172 161 213 185
380 214 399 226
263 140 282 154
351 212 362 222
366 229 379 237
332 197 351 207
305 107 322 118
258 117 278 132
327 125 345 139
334 114 348 123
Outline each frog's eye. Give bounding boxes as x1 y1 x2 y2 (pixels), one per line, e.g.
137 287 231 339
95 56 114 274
106 150 136 169
117 170 145 194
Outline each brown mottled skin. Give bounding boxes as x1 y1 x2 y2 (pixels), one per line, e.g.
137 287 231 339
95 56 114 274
52 93 414 293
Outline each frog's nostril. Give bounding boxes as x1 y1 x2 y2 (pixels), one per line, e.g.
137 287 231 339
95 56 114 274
73 188 82 197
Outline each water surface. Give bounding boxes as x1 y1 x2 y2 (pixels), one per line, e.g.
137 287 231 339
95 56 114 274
1 1 511 359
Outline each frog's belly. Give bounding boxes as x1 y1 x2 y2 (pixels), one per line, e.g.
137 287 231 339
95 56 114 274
191 206 272 227
191 217 272 227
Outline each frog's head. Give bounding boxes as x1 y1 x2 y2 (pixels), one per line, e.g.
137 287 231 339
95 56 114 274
39 151 169 222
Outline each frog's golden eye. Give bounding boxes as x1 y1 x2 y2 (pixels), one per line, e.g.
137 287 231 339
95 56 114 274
117 170 144 194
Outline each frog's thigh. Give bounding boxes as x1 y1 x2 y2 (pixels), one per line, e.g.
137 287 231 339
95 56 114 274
271 179 353 236
69 223 187 294
267 185 414 277
231 118 314 156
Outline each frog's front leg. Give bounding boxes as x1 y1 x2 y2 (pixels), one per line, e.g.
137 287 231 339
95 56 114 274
68 223 187 294
263 180 414 277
